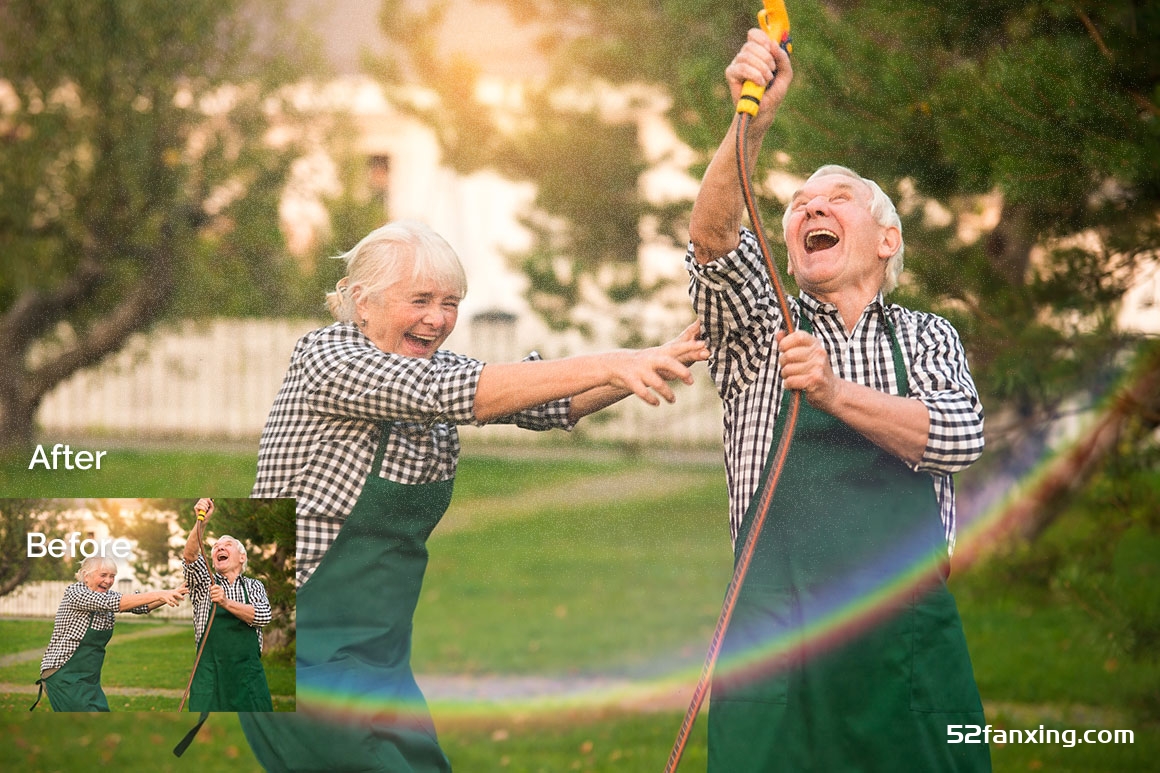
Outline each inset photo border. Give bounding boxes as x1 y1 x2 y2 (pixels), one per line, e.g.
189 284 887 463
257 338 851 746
0 497 295 712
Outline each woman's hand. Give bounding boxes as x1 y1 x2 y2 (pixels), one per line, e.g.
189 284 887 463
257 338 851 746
603 322 709 406
658 321 710 367
160 586 188 607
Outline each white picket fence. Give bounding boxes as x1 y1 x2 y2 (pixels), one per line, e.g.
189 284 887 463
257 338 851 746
36 317 725 446
0 580 193 620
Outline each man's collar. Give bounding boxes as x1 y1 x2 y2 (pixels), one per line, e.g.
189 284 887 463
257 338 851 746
797 290 885 317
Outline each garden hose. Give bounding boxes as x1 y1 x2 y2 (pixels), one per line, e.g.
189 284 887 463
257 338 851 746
174 502 217 757
664 3 798 769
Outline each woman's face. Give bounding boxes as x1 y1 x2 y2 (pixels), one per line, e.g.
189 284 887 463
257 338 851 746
355 271 461 359
84 567 117 593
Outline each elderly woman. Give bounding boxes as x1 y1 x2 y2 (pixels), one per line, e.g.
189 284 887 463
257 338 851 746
31 556 186 711
181 498 274 712
238 220 707 772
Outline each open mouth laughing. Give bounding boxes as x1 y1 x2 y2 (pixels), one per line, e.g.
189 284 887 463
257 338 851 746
804 228 840 253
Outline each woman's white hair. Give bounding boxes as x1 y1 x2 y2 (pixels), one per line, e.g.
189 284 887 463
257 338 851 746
782 164 906 295
76 555 117 583
214 535 248 573
326 220 468 323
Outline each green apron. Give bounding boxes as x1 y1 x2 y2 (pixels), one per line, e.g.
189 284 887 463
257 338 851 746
240 421 455 772
37 612 113 712
189 580 274 712
707 312 991 772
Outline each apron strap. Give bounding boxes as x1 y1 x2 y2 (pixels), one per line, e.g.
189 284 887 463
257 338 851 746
173 711 211 757
371 421 392 476
28 679 44 711
880 309 910 397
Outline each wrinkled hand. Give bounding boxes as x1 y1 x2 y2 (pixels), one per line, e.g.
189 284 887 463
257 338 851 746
776 329 837 410
162 586 188 607
725 28 794 130
605 345 699 407
193 497 214 523
209 585 227 605
659 321 711 367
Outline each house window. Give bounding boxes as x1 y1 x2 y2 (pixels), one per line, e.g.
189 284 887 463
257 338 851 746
368 155 390 195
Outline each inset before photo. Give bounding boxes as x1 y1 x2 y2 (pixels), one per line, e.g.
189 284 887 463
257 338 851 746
0 497 295 713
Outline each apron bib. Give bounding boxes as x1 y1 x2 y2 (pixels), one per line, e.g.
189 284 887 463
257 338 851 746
189 580 274 712
707 313 991 772
241 422 454 772
37 612 113 712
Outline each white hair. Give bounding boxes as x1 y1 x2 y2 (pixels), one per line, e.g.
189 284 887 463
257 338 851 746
782 164 905 294
326 220 468 323
76 555 117 583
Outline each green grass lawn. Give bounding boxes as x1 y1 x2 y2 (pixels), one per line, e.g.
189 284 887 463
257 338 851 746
413 477 733 676
0 619 55 653
0 617 295 713
0 447 258 497
1 445 1157 772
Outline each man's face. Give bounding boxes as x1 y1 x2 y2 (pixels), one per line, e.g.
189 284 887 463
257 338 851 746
784 173 897 298
212 538 243 575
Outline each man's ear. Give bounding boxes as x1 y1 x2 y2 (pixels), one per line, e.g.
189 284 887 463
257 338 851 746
878 226 901 261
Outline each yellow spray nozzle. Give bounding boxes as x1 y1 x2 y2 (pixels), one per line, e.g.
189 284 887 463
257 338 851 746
737 0 793 116
759 0 792 55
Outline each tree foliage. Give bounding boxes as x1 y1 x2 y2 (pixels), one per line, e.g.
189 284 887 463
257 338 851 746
383 0 1157 415
0 499 73 597
0 0 332 451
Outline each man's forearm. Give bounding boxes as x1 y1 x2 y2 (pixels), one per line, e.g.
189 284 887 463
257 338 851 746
822 380 930 466
182 527 202 564
218 598 257 626
689 115 764 264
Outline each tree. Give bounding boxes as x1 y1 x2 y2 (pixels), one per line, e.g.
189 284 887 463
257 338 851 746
0 0 328 453
383 0 1159 515
0 499 74 597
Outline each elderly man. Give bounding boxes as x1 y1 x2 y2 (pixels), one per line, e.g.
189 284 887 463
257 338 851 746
686 30 990 772
181 498 273 711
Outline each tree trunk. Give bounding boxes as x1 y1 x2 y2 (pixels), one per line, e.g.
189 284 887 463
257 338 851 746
993 342 1160 544
984 200 1037 286
0 378 37 455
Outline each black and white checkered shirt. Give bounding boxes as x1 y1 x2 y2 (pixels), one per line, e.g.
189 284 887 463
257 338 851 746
183 554 271 650
39 583 149 672
687 229 985 553
252 322 573 586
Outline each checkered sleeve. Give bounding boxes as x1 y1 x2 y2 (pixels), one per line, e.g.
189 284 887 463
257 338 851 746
687 228 786 400
305 337 482 425
907 313 986 474
246 578 272 629
184 555 214 644
64 584 124 613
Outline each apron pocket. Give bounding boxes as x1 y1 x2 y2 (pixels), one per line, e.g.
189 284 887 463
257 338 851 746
909 587 984 713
